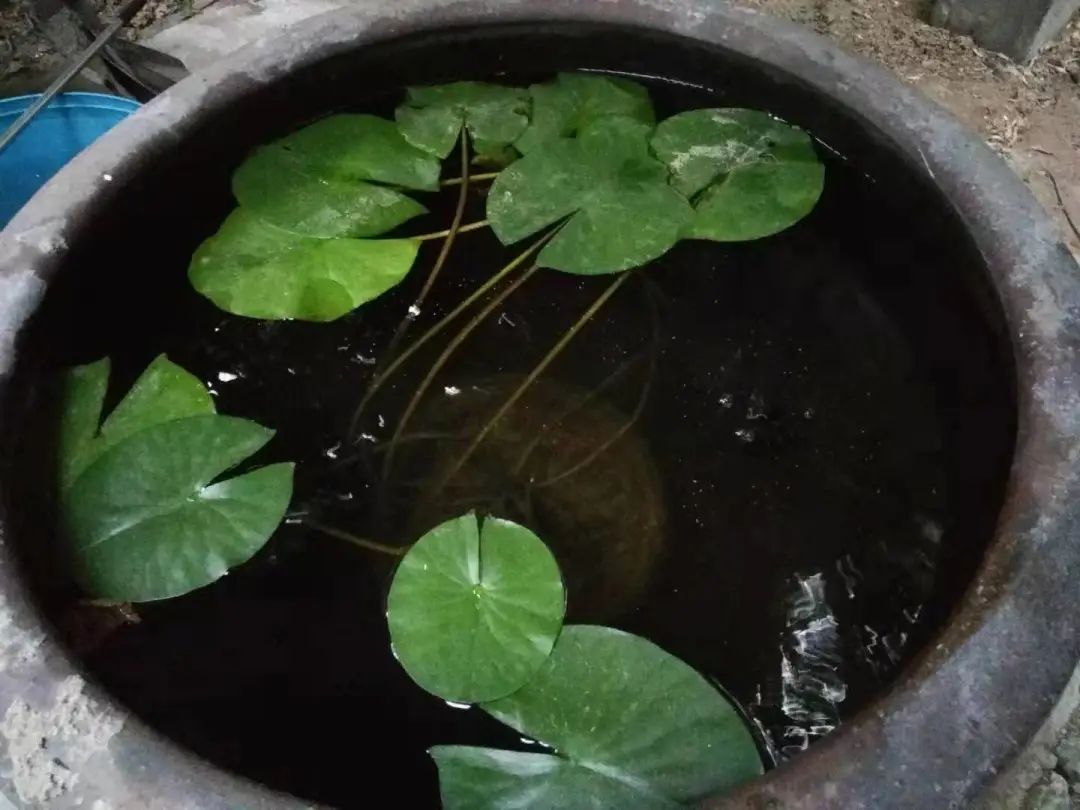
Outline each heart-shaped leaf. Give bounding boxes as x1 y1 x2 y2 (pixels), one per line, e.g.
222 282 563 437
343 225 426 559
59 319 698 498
59 355 215 491
515 72 654 155
396 82 530 158
387 513 565 704
469 626 763 804
651 108 825 241
233 114 440 239
189 209 419 322
64 414 293 602
431 747 681 810
487 117 692 275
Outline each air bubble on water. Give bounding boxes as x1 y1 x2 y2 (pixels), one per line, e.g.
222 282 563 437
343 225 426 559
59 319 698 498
918 517 943 544
217 371 239 383
734 428 754 443
718 394 733 408
444 385 461 396
324 443 341 460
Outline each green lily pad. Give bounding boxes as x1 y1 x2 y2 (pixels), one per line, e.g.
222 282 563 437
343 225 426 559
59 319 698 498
431 747 680 810
386 513 565 704
395 82 530 158
651 108 825 241
189 209 419 322
64 413 293 602
471 141 519 169
487 116 692 275
473 626 763 803
59 355 214 491
233 114 439 239
515 72 655 154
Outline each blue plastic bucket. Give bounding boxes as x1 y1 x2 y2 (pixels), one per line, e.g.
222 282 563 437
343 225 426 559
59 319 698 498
0 92 139 227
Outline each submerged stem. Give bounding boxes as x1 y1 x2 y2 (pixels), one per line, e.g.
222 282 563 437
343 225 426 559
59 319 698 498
509 347 647 476
441 172 498 187
348 231 553 441
431 272 632 494
382 263 541 479
305 520 407 557
536 278 661 488
381 135 473 367
411 220 490 241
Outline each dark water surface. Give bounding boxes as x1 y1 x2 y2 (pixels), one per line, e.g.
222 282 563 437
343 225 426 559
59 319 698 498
8 56 1014 809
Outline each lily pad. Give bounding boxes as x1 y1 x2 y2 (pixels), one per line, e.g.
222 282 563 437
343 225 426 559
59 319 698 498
233 114 439 239
189 209 419 322
651 108 825 241
395 82 530 158
476 626 763 803
386 513 565 704
59 355 214 491
431 746 680 810
64 414 294 602
515 73 655 154
487 116 692 275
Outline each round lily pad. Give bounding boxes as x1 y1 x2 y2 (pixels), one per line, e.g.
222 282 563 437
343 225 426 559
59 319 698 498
482 625 764 802
64 414 294 603
487 116 692 275
395 82 530 159
189 209 419 322
387 513 565 704
515 72 655 154
651 108 825 241
233 114 439 239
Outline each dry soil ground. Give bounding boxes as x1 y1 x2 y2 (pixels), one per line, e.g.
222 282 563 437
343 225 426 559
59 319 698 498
738 0 1080 259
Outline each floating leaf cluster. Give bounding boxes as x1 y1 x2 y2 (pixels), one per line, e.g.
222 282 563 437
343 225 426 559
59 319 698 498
55 71 826 808
189 73 824 319
387 514 763 809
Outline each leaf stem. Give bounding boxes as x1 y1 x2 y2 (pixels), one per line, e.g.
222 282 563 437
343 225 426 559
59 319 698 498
305 520 407 557
536 278 660 487
510 347 646 476
415 134 471 306
382 263 541 479
379 135 474 369
431 272 632 494
441 172 498 187
348 231 553 441
411 220 490 241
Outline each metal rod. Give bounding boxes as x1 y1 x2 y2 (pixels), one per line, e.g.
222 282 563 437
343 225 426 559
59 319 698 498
0 0 150 154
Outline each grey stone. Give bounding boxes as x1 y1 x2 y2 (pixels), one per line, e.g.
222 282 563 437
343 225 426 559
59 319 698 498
1056 726 1080 783
1025 773 1070 810
931 0 1080 62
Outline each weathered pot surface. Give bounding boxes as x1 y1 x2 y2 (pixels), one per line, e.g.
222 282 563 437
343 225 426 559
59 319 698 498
0 1 1077 808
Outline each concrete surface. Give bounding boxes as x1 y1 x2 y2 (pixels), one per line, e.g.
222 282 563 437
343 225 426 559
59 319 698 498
932 0 1080 62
